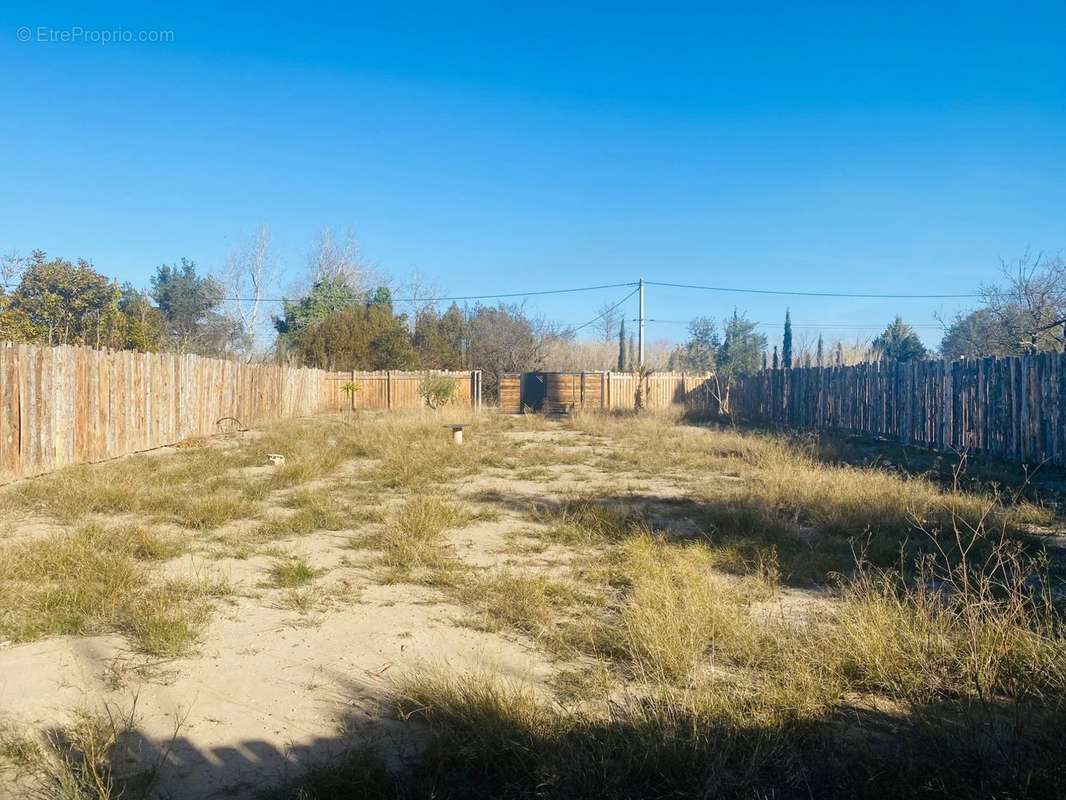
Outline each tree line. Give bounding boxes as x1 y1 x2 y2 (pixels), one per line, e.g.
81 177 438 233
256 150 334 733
0 229 566 400
2 238 1064 386
662 252 1066 375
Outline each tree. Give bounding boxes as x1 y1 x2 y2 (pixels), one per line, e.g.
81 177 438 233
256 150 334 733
617 318 627 370
306 226 373 288
151 259 239 355
0 291 37 342
414 303 465 369
939 308 1006 360
772 345 778 370
298 303 416 371
596 300 621 343
275 275 363 358
117 284 165 352
627 334 636 371
978 252 1066 354
816 334 825 367
13 253 121 346
782 309 793 369
872 316 928 362
1 250 26 289
223 225 276 359
1 253 170 351
462 303 558 400
671 317 720 372
717 311 767 378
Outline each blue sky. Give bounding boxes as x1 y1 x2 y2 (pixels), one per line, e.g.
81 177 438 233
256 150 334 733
1 2 1064 348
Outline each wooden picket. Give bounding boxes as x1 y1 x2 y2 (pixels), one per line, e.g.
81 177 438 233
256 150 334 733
0 343 482 483
728 355 1066 465
326 370 482 412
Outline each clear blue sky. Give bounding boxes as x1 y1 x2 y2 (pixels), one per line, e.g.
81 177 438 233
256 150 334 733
1 2 1064 348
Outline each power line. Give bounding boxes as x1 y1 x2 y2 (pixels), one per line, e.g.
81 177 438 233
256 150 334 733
3 276 978 302
645 318 944 329
565 286 640 335
226 281 639 304
645 280 978 299
3 280 640 303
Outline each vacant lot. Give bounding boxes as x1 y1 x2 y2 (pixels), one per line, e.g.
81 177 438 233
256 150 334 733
0 411 1064 799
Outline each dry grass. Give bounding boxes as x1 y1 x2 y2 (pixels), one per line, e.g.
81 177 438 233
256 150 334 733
276 413 1066 799
0 704 142 800
268 557 318 588
0 525 228 656
3 410 1065 799
358 495 471 579
454 570 581 644
615 534 765 683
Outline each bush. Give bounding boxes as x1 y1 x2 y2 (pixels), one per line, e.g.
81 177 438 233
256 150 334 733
420 374 458 409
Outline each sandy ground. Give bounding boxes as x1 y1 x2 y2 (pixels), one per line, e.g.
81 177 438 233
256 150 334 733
0 426 588 797
0 421 823 798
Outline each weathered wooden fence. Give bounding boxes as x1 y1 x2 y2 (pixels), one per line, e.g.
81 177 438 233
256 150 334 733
499 371 714 414
329 370 482 411
0 343 482 482
729 354 1066 465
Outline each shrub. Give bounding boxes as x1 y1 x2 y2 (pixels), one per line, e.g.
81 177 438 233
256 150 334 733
420 374 457 409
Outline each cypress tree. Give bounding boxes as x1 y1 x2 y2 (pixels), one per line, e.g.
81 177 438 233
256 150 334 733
761 350 767 371
627 334 635 371
772 345 779 370
782 309 793 369
816 334 824 367
617 318 627 370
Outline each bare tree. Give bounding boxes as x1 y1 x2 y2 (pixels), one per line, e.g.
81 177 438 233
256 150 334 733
792 330 818 367
222 225 277 359
980 251 1066 353
400 269 445 323
595 300 621 342
306 226 380 291
1 250 26 289
463 303 564 400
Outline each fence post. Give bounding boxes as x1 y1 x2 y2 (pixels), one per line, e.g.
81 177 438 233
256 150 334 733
386 371 392 410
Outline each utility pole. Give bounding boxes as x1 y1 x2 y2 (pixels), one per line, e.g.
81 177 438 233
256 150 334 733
638 277 645 367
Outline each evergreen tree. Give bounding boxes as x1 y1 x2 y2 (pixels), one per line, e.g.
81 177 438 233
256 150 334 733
617 318 627 370
676 317 720 372
782 309 793 369
816 334 824 367
717 310 768 377
413 302 465 369
872 316 928 362
761 350 767 370
627 334 635 372
772 345 779 370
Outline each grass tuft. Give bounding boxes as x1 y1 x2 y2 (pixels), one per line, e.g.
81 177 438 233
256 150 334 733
0 526 228 656
268 557 318 588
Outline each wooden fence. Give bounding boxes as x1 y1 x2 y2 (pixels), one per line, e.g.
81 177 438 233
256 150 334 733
327 370 482 411
729 354 1066 465
0 343 481 483
499 371 713 414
